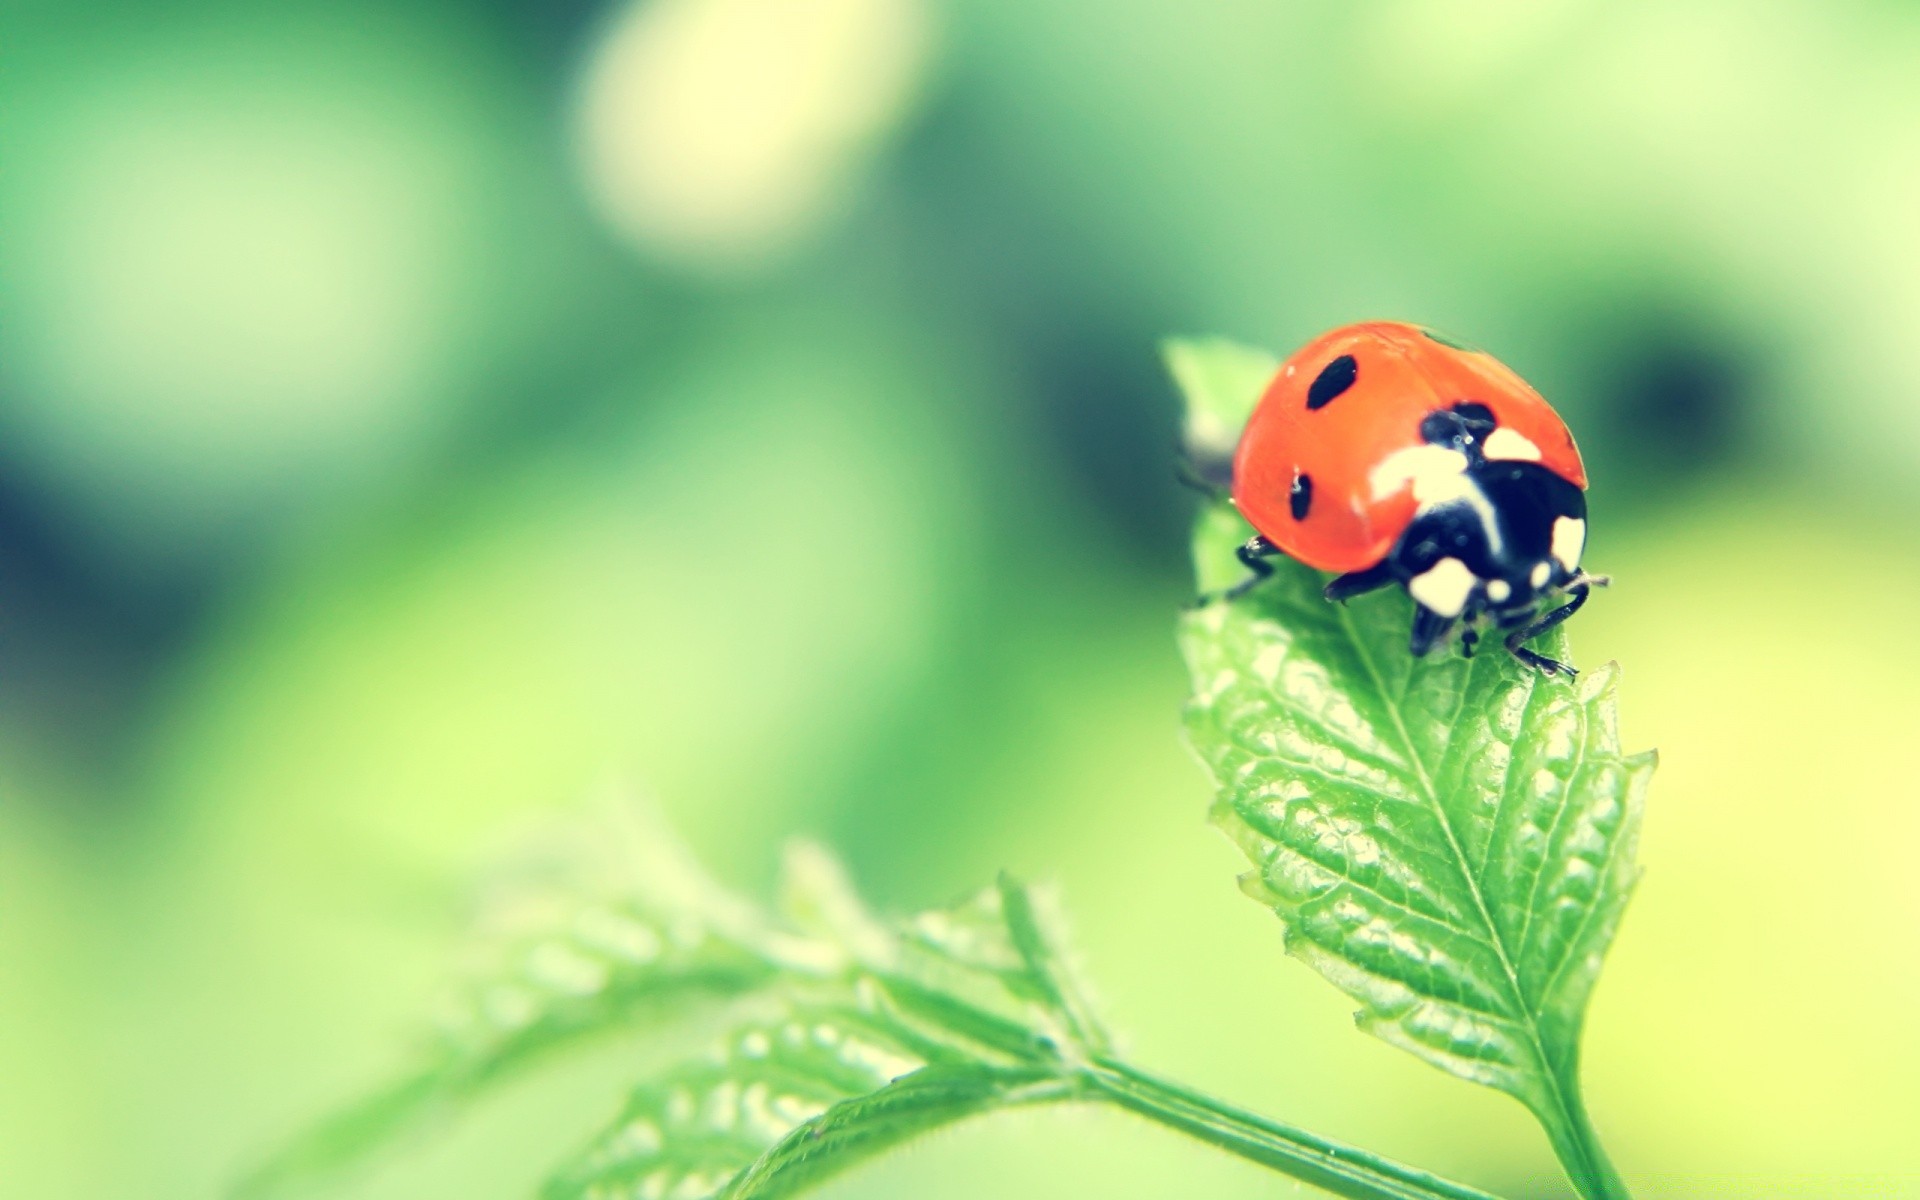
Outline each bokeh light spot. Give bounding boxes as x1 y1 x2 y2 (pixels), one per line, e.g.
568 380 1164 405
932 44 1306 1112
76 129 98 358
574 0 933 272
0 13 528 564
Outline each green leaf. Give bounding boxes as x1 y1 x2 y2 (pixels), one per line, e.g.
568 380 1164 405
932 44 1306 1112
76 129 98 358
243 799 1518 1200
993 875 1110 1055
1168 340 1654 1200
241 805 1109 1200
541 864 1105 1200
541 832 1510 1200
725 1063 1067 1199
543 998 1071 1200
235 806 836 1198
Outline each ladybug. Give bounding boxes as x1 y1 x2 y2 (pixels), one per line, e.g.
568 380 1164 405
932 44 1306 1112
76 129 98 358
1213 321 1603 677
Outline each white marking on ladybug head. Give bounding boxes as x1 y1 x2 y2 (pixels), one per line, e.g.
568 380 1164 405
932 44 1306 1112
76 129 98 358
1485 579 1512 603
1552 516 1586 571
1482 427 1542 462
1408 557 1477 619
1531 561 1552 589
1368 444 1469 505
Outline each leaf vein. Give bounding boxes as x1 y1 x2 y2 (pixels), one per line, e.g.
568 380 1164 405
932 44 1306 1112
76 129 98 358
1222 671 1415 783
1472 660 1541 884
1513 700 1595 974
1329 599 1576 1128
1273 842 1486 941
1527 761 1641 1022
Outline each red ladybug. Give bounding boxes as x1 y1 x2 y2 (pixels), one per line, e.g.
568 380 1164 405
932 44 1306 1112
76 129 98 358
1216 321 1602 677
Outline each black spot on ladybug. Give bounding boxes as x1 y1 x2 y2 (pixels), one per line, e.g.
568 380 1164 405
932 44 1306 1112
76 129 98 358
1306 355 1358 409
1420 401 1497 447
1422 328 1482 353
1451 401 1495 428
1289 472 1313 520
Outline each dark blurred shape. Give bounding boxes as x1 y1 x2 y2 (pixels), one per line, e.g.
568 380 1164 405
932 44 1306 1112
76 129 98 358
1020 318 1192 574
896 97 1190 581
472 0 604 71
0 462 223 788
1586 306 1754 498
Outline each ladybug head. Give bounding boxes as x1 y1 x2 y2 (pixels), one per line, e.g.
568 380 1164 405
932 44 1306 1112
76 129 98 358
1390 458 1588 636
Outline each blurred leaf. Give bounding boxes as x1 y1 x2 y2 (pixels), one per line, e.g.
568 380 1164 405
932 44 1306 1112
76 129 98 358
235 805 840 1198
240 804 1106 1200
543 1001 1069 1200
1164 337 1278 481
1169 341 1653 1200
245 800 1509 1200
993 875 1110 1055
540 847 1099 1200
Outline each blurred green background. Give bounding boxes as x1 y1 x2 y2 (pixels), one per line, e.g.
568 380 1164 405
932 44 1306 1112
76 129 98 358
4 0 1919 1196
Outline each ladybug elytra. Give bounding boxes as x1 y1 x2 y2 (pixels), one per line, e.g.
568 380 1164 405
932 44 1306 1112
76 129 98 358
1211 321 1603 677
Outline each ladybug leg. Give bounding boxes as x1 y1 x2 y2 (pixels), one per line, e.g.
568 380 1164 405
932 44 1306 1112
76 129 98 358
1503 582 1593 678
1224 536 1280 600
1191 536 1280 606
1456 594 1491 659
1323 561 1397 604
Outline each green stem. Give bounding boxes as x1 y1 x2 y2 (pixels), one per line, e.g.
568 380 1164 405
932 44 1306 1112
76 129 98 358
1543 1084 1631 1200
1082 1057 1504 1200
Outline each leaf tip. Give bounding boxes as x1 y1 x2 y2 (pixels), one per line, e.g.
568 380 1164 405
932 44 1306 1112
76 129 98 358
780 839 893 966
1576 660 1622 701
1157 334 1201 367
1245 878 1286 912
1161 336 1278 456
